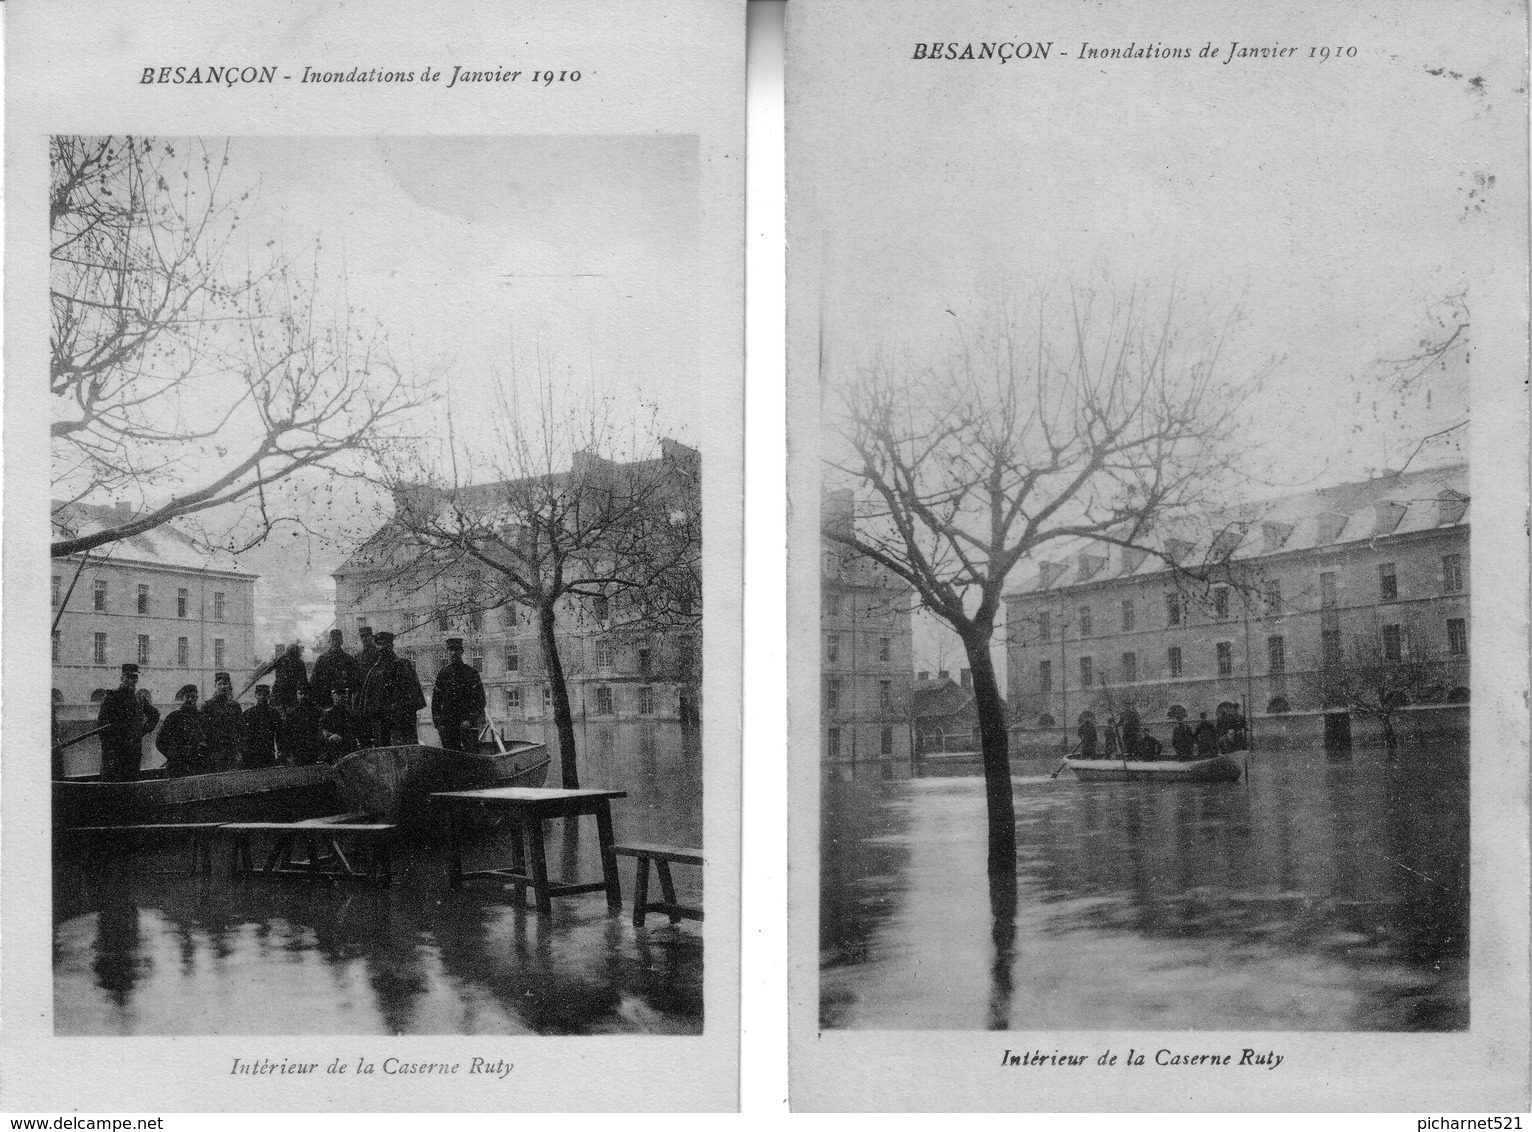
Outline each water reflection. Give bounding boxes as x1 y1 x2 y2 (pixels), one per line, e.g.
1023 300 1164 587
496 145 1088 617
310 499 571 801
54 722 702 1035
821 746 1468 1032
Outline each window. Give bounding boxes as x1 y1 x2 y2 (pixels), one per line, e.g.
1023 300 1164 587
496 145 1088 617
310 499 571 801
878 636 891 662
1121 652 1137 683
137 635 150 665
1167 646 1183 677
593 639 613 668
504 646 519 672
437 611 451 632
52 576 60 608
213 638 226 668
468 610 483 632
880 726 894 756
1213 586 1230 619
501 607 517 627
1121 600 1135 632
177 588 188 618
1077 606 1092 637
826 593 843 616
506 686 522 712
637 647 652 675
1320 571 1338 608
1165 592 1182 626
1038 659 1052 693
213 591 226 621
177 637 189 667
1037 611 1052 642
52 632 60 663
543 686 553 710
1078 656 1093 687
1268 635 1286 673
592 595 609 621
137 585 149 615
826 678 845 713
1443 554 1464 593
1447 618 1467 657
1264 579 1283 616
1382 624 1402 662
94 632 107 664
879 679 892 713
93 580 107 611
825 634 840 664
827 727 842 759
1321 629 1342 667
1216 642 1233 676
1378 562 1398 603
638 685 656 715
469 654 484 673
594 685 614 715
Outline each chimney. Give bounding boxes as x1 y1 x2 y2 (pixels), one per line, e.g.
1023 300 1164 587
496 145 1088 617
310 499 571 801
1372 500 1407 536
960 668 972 688
918 671 929 682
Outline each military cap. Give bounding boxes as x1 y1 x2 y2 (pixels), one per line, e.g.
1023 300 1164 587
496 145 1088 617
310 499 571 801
329 628 344 640
120 663 139 676
445 637 465 649
214 671 232 684
374 631 395 645
176 683 198 701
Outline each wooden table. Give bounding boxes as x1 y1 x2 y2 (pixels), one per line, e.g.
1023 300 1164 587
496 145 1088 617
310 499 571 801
431 787 627 915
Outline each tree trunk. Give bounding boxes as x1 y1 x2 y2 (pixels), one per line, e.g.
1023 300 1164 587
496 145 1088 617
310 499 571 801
538 601 580 788
960 629 1017 883
1381 714 1399 755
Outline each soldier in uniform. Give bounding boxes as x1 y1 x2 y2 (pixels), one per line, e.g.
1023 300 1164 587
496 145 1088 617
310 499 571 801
310 629 361 709
359 631 426 746
431 638 487 752
95 663 160 782
270 643 310 715
240 684 282 769
320 678 364 760
277 683 326 766
355 627 380 694
199 671 245 771
156 684 207 777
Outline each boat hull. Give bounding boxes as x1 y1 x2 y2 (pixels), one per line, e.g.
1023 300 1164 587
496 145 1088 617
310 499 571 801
332 742 550 830
54 764 339 829
1067 754 1242 783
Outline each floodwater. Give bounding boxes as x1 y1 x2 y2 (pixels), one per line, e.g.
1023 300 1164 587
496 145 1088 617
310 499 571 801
821 745 1468 1032
54 721 703 1036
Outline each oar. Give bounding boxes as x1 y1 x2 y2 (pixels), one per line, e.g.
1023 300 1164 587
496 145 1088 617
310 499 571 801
52 722 111 755
1050 742 1079 778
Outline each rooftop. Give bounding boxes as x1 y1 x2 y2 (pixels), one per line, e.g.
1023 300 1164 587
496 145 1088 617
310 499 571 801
52 501 253 577
1005 462 1468 598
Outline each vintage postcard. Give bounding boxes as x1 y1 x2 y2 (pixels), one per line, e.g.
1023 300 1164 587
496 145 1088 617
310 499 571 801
787 0 1528 1111
4 0 743 1112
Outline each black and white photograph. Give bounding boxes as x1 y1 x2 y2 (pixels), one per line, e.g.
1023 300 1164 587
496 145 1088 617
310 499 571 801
5 0 742 1113
788 0 1527 1111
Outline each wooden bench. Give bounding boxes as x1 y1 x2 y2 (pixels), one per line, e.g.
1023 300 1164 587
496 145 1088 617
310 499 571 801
220 820 399 885
613 843 703 926
61 823 226 876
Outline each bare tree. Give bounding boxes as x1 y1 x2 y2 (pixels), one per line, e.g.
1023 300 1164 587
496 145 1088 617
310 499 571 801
362 380 701 787
50 135 424 558
823 281 1265 879
1299 620 1447 753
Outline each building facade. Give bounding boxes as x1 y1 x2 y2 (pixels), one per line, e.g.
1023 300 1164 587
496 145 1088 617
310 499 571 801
822 490 915 762
334 441 701 730
911 669 1006 756
51 501 259 721
1004 464 1470 751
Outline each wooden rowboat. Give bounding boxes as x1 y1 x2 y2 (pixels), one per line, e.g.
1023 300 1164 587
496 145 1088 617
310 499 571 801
1067 753 1242 783
54 763 339 829
332 739 549 831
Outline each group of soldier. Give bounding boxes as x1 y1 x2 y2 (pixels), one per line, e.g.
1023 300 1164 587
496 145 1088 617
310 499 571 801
92 624 488 782
1072 704 1247 762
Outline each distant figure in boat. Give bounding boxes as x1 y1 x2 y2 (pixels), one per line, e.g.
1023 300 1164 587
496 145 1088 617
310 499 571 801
240 684 282 769
1120 706 1144 755
320 678 364 760
1102 714 1121 758
157 683 208 777
432 637 487 752
270 643 311 716
1193 712 1220 757
1170 715 1196 760
1074 711 1098 759
311 629 362 710
96 663 160 782
200 671 245 771
1215 702 1248 752
359 631 427 746
278 683 327 766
